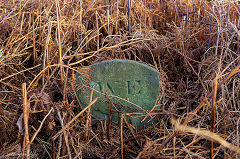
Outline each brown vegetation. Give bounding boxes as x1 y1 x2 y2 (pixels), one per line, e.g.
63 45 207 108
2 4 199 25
0 0 240 158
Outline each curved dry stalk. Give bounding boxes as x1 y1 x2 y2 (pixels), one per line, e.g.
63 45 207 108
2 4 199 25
157 65 240 151
172 118 240 154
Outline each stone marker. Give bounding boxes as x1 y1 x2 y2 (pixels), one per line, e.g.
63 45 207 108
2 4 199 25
76 59 160 127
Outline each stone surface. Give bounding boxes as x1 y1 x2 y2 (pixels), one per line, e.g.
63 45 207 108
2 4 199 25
76 59 160 127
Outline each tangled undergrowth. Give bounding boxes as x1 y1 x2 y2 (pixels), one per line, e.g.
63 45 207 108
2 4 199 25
0 0 240 158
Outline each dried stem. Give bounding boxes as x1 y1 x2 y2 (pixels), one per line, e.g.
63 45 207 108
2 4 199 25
22 83 30 159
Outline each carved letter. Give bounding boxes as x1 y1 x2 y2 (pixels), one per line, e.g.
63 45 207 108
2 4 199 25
135 80 141 95
96 81 102 91
127 80 142 95
107 82 114 94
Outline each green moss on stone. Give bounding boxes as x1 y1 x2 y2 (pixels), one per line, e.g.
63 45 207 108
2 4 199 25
76 60 160 127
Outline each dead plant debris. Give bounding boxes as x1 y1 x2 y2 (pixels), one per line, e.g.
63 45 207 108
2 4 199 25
0 0 240 158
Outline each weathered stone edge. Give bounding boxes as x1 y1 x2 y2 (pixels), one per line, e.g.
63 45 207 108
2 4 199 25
90 59 159 73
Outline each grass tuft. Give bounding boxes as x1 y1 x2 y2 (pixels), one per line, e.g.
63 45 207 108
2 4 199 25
0 0 240 158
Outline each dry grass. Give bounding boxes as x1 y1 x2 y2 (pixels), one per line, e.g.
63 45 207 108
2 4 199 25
0 0 240 158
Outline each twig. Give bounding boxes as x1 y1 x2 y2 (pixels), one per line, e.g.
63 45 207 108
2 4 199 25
57 134 63 159
123 114 141 147
55 0 64 83
210 76 218 159
121 114 124 159
157 65 240 151
128 0 131 32
96 11 99 50
52 97 98 140
30 107 54 144
0 64 41 83
85 85 95 140
207 15 213 58
182 148 205 159
172 118 240 154
57 111 72 159
116 0 119 33
22 83 30 159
